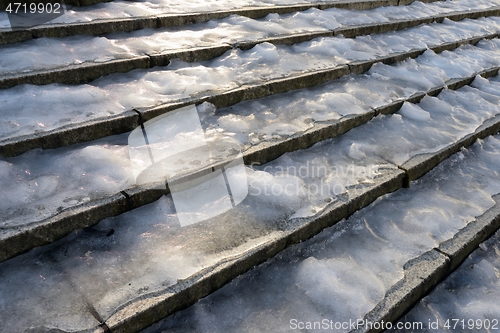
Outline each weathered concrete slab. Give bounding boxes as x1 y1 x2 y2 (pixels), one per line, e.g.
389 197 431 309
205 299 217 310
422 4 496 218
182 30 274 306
234 31 333 50
400 114 500 182
0 110 140 157
148 45 232 67
243 111 376 165
0 193 129 263
0 56 151 89
82 145 500 333
0 57 498 265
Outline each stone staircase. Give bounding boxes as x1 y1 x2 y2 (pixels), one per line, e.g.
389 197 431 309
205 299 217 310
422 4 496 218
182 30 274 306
1 0 500 332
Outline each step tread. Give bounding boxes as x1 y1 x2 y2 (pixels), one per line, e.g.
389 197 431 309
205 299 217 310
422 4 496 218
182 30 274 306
1 1 500 332
1 19 499 157
135 134 500 333
1 43 499 263
1 71 500 330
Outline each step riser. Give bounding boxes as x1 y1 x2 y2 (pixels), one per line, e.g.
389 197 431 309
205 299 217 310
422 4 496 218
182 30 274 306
350 194 500 333
3 88 500 331
2 1 500 332
0 0 110 10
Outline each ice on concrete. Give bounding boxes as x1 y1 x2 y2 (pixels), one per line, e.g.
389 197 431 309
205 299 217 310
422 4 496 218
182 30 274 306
192 70 500 165
2 0 500 74
3 78 500 330
201 88 371 150
358 85 500 165
418 39 500 78
472 69 500 96
390 217 500 332
140 138 500 333
0 239 101 332
0 133 133 229
204 54 450 151
0 87 405 327
0 125 394 327
1 38 500 230
3 20 500 141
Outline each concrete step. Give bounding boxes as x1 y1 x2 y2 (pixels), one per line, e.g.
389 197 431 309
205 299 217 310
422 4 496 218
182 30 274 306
1 1 500 332
2 5 499 88
389 222 500 333
0 0 112 10
1 39 499 263
137 134 500 333
2 23 500 158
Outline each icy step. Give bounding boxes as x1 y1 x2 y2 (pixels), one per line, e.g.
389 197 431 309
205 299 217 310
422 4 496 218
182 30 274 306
202 46 500 154
391 228 500 333
2 6 500 88
1 44 500 263
138 134 500 333
2 74 500 332
1 0 498 77
2 20 500 157
0 122 405 333
0 0 445 43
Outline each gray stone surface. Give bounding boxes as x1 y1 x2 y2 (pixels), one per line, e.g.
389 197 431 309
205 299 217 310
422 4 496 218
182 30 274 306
0 110 140 157
0 193 129 263
350 250 451 333
348 194 500 333
1 60 498 265
401 114 500 181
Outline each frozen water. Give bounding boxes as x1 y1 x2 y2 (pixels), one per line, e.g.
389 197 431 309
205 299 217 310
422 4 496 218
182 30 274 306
3 2 500 75
0 134 133 229
140 137 500 333
472 70 500 96
0 124 395 328
207 73 500 164
4 72 500 231
3 78 500 330
2 10 500 74
0 241 101 332
418 39 500 78
2 21 500 140
390 225 500 332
